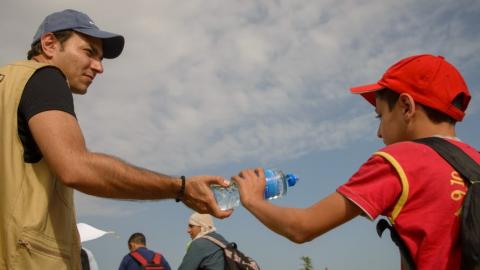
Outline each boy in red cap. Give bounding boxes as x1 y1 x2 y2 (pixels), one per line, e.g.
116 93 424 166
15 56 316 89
232 54 479 270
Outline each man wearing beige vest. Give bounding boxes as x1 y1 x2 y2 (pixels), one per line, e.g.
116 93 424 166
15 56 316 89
0 9 231 270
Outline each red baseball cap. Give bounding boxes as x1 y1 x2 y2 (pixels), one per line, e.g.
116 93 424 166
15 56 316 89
350 54 471 121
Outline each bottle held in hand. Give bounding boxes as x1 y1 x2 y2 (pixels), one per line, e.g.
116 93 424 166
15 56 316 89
212 168 299 210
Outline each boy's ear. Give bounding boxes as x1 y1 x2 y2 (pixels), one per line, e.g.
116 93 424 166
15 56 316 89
398 93 416 119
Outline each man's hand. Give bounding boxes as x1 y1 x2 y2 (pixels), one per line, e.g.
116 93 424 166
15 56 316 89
182 175 233 219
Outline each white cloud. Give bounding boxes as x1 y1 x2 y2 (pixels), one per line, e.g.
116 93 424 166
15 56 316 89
46 0 474 174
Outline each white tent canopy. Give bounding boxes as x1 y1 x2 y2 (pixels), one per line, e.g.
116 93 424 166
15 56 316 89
77 222 115 243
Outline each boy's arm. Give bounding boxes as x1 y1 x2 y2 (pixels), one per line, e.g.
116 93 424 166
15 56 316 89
232 168 362 243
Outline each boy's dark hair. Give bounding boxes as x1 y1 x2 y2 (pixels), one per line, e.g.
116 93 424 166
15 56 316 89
376 88 464 125
128 232 146 245
27 30 74 60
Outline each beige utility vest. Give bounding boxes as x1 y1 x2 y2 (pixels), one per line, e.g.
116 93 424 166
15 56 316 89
0 60 80 269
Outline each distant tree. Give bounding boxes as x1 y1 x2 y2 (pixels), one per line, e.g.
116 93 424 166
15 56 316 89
299 256 313 270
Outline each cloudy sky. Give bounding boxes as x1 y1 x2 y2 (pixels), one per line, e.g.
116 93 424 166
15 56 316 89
2 0 479 269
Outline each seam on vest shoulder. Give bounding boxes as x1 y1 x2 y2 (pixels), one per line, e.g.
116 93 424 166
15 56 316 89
374 151 409 224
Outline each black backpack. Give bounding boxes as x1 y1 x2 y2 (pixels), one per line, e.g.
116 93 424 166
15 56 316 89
377 137 480 270
130 250 164 270
202 235 261 270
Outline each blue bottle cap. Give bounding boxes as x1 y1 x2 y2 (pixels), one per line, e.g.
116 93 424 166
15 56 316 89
286 174 298 187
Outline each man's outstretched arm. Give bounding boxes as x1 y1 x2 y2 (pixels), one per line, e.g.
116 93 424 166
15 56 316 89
29 110 231 218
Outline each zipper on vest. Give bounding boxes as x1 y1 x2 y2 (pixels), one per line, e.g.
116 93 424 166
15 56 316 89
17 239 69 258
17 240 33 254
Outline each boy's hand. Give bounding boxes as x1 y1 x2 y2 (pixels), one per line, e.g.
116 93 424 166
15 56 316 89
182 175 233 219
231 167 266 208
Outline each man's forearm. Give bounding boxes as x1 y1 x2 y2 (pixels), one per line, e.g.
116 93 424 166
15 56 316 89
65 151 182 199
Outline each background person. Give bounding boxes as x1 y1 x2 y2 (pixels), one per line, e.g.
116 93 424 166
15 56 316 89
118 232 171 270
178 213 229 270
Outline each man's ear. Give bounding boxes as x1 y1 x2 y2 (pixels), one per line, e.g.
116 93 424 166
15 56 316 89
39 33 59 58
398 93 416 120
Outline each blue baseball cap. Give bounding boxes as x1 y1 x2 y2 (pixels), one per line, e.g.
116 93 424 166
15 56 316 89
32 9 124 59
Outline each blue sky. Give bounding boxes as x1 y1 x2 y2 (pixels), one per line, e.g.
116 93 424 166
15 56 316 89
2 0 479 269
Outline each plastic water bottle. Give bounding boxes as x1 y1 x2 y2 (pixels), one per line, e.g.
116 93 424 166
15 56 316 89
212 169 299 210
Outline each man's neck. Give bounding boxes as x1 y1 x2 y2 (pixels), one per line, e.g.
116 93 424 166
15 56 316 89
31 55 50 64
131 244 146 252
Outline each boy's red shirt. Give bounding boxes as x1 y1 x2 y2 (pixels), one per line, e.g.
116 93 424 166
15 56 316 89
337 138 480 270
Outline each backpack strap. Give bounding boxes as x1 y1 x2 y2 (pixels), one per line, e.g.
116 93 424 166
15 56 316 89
152 253 162 265
130 251 163 266
130 251 148 266
202 235 240 253
415 137 480 185
376 219 416 270
202 235 227 249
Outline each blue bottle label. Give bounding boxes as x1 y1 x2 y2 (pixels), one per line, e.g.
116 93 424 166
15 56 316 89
264 169 278 198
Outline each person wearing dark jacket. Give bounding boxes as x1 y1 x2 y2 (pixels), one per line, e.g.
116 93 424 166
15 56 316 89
178 213 229 270
119 232 171 270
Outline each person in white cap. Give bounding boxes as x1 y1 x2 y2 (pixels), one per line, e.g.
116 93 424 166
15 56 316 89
178 212 229 270
0 9 231 270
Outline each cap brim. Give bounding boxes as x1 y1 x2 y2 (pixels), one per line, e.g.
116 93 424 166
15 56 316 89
350 83 384 106
75 28 125 59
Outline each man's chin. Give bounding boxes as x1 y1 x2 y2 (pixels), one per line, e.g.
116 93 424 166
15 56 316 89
71 87 88 95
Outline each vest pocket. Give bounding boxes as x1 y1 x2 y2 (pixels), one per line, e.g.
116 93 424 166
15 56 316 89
12 230 72 269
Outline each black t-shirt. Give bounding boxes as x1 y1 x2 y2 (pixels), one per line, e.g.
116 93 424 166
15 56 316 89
17 67 76 163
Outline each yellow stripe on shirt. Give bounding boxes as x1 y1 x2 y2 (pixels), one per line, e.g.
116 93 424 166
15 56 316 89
375 151 410 224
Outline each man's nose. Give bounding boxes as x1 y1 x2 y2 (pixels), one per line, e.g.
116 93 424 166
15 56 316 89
91 59 104 74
